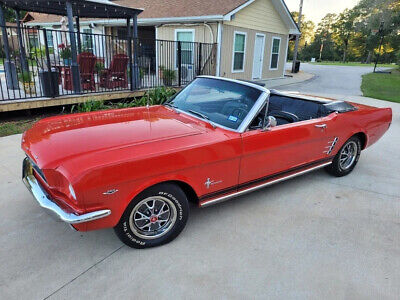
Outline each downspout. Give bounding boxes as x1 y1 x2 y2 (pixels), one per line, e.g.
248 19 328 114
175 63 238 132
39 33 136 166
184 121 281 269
283 35 289 78
216 21 223 77
203 22 214 43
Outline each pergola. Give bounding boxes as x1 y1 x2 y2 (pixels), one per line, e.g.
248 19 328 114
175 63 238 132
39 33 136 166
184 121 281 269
0 0 143 93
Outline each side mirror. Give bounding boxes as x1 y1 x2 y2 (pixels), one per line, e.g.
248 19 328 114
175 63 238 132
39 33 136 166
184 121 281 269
262 116 277 131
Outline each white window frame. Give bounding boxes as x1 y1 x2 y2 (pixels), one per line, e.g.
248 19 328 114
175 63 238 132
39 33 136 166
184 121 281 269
82 28 94 52
45 29 54 49
269 36 281 70
252 33 266 79
174 28 195 69
231 31 247 73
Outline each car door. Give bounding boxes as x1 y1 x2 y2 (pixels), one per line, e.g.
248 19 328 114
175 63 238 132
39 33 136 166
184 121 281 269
239 113 338 186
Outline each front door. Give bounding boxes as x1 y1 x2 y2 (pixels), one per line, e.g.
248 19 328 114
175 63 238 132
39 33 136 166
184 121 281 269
239 115 338 186
252 34 265 79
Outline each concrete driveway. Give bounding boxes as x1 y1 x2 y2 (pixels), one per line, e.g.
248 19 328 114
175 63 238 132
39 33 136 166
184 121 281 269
0 65 399 299
280 63 381 96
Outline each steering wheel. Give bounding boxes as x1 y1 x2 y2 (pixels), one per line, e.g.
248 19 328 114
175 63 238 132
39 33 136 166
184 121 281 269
268 111 299 123
231 107 248 119
222 101 249 119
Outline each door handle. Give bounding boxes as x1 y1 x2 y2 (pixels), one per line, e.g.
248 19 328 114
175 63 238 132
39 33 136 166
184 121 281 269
315 124 327 129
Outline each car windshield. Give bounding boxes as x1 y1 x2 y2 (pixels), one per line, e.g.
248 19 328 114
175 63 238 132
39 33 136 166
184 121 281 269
166 77 262 130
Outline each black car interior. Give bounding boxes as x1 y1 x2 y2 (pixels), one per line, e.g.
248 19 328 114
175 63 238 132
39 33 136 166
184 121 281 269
249 93 357 129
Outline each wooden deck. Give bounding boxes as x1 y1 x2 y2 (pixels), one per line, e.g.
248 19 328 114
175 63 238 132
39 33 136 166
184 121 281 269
0 88 181 112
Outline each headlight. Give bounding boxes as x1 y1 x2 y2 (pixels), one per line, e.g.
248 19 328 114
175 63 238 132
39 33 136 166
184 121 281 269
69 184 77 200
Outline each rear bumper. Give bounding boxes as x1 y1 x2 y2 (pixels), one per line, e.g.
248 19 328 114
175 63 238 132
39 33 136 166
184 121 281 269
22 157 111 224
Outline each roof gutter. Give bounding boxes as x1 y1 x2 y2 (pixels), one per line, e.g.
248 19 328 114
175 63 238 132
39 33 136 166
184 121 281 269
26 15 225 27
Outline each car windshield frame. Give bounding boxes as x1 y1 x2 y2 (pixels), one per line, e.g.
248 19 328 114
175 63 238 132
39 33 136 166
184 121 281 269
165 76 269 133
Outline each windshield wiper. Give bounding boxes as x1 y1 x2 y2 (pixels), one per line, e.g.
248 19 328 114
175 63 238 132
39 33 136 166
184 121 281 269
164 102 180 113
188 110 216 129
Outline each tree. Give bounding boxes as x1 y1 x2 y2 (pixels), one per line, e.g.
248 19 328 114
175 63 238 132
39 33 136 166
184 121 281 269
291 12 315 48
1 7 20 23
332 9 357 62
352 0 400 63
288 12 315 60
315 13 337 37
291 0 400 64
300 13 337 61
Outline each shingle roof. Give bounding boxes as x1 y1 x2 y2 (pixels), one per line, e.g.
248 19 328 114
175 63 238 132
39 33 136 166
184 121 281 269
25 0 248 24
116 0 248 18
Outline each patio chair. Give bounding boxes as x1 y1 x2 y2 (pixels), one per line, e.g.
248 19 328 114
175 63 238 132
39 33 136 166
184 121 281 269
64 52 97 91
100 54 129 89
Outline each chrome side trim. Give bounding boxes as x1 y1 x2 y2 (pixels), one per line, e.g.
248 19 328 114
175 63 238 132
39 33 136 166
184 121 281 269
324 137 339 155
23 158 111 224
200 161 332 207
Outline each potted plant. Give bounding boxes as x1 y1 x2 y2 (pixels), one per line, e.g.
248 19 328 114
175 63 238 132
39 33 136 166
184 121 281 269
158 65 165 79
18 71 35 95
162 68 176 86
94 61 105 84
59 43 72 66
94 62 105 74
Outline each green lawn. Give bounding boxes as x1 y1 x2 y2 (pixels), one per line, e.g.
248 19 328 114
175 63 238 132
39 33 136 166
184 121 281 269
361 69 400 103
0 119 38 137
310 61 396 68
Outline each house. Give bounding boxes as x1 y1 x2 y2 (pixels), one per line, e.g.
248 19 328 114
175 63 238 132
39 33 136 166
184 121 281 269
23 0 300 81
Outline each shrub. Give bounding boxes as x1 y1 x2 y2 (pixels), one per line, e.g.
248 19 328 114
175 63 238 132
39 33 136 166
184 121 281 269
30 47 46 60
161 68 176 85
142 86 177 105
70 87 177 113
18 71 33 83
70 100 109 113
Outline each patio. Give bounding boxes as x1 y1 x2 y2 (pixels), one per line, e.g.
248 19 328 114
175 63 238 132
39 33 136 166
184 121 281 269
0 0 217 106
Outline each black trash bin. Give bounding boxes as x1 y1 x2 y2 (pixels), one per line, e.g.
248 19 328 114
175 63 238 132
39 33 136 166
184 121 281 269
294 61 301 73
39 69 59 97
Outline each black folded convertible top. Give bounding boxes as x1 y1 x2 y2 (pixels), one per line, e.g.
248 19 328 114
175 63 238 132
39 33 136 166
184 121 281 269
323 101 357 113
269 90 357 114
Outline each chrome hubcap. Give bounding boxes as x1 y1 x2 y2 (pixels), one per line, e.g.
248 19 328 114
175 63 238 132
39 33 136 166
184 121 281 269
129 196 177 240
339 141 358 170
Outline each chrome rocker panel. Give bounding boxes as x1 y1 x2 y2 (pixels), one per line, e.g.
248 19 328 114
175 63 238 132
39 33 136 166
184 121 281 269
200 161 332 207
22 158 111 224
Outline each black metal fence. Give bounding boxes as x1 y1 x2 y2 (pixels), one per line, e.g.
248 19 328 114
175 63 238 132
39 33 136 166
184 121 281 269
0 25 217 101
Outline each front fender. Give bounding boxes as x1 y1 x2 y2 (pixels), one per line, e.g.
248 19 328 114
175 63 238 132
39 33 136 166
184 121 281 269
74 172 199 232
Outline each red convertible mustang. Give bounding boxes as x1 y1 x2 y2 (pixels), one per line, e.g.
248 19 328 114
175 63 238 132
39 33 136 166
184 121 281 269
22 76 392 248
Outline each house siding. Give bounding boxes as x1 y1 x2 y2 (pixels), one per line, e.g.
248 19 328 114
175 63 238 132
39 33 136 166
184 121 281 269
225 0 289 35
219 24 288 80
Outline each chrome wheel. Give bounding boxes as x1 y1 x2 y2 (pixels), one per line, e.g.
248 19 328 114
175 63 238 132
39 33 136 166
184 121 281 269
339 141 358 170
129 196 177 240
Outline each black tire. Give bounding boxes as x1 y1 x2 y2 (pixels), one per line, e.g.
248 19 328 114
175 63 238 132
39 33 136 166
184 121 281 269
114 183 189 249
325 136 361 177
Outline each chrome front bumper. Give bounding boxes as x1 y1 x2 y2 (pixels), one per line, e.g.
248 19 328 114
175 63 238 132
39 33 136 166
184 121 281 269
22 157 111 224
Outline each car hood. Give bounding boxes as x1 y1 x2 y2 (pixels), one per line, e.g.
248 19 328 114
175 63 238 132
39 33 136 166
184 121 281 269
22 106 205 169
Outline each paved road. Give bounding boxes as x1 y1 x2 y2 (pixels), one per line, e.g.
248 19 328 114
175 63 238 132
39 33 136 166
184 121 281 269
279 63 378 96
0 65 399 299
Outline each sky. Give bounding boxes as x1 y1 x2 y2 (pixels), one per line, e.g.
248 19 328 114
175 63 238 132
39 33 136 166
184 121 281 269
284 0 360 25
